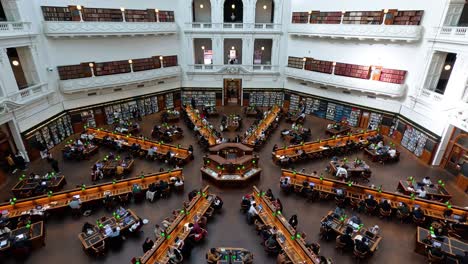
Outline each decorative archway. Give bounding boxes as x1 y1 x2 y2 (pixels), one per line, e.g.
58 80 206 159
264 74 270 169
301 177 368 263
224 0 243 23
255 0 274 23
192 0 212 22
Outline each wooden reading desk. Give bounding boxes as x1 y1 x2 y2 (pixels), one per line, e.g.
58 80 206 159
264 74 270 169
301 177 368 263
185 105 218 146
0 170 184 220
0 221 45 253
320 211 382 253
12 174 67 198
78 208 139 251
138 186 213 263
251 186 321 264
98 158 135 177
325 125 351 137
280 170 468 225
272 131 377 164
211 247 253 264
243 105 280 147
88 128 192 164
415 226 467 260
329 159 371 182
398 180 452 202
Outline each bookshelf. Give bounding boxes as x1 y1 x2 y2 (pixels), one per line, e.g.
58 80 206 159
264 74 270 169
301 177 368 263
57 63 92 80
288 57 304 69
343 11 383 25
165 93 174 109
310 11 342 24
132 58 157 72
163 56 178 67
291 12 309 24
304 58 333 74
94 60 131 76
326 103 336 120
289 94 300 111
82 8 123 22
41 6 73 21
32 115 73 150
367 112 382 130
248 91 283 107
334 63 370 80
348 108 361 127
393 10 423 25
158 11 175 22
182 91 216 106
125 9 150 22
379 68 407 84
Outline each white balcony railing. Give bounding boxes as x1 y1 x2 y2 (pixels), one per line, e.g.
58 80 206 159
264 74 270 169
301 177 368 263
289 23 422 42
185 23 281 33
186 64 280 75
419 89 444 102
8 83 51 103
43 21 178 38
60 66 181 94
429 26 468 44
285 67 406 98
0 22 33 39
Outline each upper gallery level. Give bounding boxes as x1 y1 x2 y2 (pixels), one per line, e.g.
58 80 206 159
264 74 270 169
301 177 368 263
289 9 423 42
185 0 283 34
40 5 177 38
428 0 468 46
57 55 180 94
0 0 36 41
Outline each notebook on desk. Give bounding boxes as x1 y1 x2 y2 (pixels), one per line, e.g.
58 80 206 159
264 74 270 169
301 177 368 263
0 240 8 247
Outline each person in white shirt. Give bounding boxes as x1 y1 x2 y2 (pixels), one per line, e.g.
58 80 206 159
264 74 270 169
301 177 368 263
377 141 384 149
422 177 432 185
247 203 258 224
76 139 83 146
336 166 348 180
416 187 427 198
0 226 11 235
388 149 396 158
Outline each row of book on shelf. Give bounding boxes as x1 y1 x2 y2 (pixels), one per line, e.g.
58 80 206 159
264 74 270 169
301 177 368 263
57 55 178 80
292 9 423 25
288 56 406 84
41 6 175 22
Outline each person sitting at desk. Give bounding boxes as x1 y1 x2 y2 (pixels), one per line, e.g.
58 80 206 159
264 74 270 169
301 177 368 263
168 245 183 264
365 195 378 209
81 222 94 234
426 244 444 259
334 206 346 218
280 177 291 191
348 215 361 225
413 206 425 220
207 248 221 264
69 196 82 211
288 214 298 229
264 233 280 253
339 228 354 251
422 176 432 185
142 237 154 253
108 227 121 238
416 187 427 199
369 225 380 236
147 147 156 159
335 166 348 180
188 223 207 243
265 189 275 200
379 199 392 213
306 242 321 255
355 237 370 255
0 225 11 235
388 148 397 158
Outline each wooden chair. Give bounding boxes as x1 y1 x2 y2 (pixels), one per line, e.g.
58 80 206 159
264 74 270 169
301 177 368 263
205 206 215 218
365 203 377 215
379 208 392 219
353 246 368 263
427 250 444 264
396 209 410 223
413 215 426 226
91 241 106 256
335 235 346 254
161 188 171 199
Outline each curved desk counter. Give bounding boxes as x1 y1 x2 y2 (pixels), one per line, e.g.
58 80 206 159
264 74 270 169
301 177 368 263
88 128 192 164
272 131 377 164
0 170 184 220
280 170 468 225
184 105 218 146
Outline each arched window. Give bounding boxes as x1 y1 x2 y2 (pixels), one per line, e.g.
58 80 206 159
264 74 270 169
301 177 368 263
224 0 243 23
192 0 211 22
255 0 274 23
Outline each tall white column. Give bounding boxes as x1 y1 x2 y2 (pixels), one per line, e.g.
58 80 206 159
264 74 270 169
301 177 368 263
8 119 30 162
443 53 468 101
0 48 20 95
213 36 224 65
242 36 253 66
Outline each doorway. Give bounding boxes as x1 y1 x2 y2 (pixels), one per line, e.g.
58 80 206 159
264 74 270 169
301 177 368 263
224 79 242 105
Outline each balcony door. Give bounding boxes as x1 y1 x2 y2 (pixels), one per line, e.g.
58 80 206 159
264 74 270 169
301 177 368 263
224 79 242 105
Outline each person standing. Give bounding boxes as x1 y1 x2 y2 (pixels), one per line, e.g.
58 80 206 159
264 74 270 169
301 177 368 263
6 154 16 173
47 157 60 173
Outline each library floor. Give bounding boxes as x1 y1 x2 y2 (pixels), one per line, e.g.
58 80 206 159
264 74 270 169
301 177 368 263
1 106 467 264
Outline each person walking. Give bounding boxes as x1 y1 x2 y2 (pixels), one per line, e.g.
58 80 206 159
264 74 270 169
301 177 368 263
47 157 60 173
